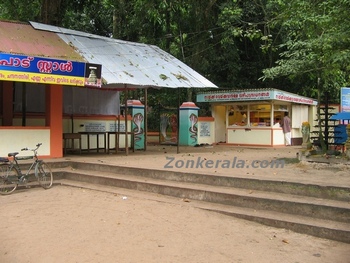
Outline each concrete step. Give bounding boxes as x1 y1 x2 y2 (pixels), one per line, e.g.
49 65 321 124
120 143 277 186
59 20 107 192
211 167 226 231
56 178 350 244
66 161 350 202
56 167 350 223
47 161 350 243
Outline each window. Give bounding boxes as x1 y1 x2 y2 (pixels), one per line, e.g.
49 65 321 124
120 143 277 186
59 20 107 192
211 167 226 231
273 104 288 127
228 105 247 126
250 104 271 126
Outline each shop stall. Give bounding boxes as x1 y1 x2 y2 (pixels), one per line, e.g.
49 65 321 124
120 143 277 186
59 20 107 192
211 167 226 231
0 20 217 158
197 89 317 146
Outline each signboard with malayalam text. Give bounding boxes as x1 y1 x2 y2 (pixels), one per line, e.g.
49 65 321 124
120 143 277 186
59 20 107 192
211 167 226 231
196 90 273 102
273 90 317 105
199 122 211 137
196 89 317 105
0 53 101 87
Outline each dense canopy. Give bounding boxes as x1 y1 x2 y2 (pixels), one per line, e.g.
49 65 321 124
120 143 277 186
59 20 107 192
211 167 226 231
0 0 349 126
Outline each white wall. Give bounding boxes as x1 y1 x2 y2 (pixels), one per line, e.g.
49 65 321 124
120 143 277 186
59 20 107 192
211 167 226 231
272 128 285 145
227 128 271 145
0 129 50 157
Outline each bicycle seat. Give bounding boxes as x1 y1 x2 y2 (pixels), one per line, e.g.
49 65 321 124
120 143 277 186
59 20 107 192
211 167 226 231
8 152 19 157
0 157 9 162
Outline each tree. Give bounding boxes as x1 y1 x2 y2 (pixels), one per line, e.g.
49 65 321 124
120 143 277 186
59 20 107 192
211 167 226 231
61 0 113 36
217 0 283 89
261 0 350 151
41 0 63 25
261 0 350 97
0 0 41 21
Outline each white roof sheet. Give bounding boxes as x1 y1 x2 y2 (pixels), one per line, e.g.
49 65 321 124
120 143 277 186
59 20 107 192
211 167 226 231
30 21 217 89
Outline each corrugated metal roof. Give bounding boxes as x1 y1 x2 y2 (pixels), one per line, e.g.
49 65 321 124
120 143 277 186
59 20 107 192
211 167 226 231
0 20 84 61
30 21 218 89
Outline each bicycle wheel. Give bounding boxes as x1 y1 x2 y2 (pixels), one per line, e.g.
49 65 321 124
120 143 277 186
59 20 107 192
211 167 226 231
35 161 53 189
0 165 19 195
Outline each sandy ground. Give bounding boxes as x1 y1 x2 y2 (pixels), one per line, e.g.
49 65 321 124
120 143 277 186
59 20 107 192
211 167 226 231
1 145 350 263
78 145 350 187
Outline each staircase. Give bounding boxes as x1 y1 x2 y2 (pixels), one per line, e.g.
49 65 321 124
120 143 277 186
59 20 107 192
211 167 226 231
50 160 350 243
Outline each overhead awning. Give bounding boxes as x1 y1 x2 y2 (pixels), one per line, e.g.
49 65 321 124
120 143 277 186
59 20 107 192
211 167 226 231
0 20 217 90
330 112 350 121
30 21 218 90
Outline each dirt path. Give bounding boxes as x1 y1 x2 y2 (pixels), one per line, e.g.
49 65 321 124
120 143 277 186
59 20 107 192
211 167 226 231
1 185 349 263
68 145 350 187
1 145 350 263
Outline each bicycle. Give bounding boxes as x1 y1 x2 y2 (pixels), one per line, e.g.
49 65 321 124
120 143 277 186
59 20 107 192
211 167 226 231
0 143 53 195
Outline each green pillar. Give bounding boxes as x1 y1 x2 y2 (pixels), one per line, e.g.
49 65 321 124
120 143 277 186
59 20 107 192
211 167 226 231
179 102 199 146
128 100 145 150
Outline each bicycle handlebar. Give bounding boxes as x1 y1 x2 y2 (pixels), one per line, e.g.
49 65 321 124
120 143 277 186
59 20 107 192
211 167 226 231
21 143 42 152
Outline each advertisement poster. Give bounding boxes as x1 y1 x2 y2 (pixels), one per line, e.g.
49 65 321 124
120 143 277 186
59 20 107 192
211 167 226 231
341 87 350 112
160 112 178 145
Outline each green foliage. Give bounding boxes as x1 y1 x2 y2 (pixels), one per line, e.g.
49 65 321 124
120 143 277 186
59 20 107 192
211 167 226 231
1 0 349 130
259 0 350 151
60 0 113 36
261 0 350 101
0 0 41 21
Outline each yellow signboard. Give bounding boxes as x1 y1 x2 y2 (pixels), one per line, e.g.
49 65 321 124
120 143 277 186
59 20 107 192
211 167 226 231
0 70 85 86
0 53 102 87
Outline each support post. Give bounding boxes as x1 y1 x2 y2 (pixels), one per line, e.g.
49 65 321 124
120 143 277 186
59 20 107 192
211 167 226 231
144 88 148 151
124 85 128 156
46 84 63 158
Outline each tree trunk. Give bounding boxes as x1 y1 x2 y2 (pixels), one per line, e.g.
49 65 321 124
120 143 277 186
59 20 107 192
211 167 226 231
112 0 124 39
113 8 118 39
40 0 62 25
